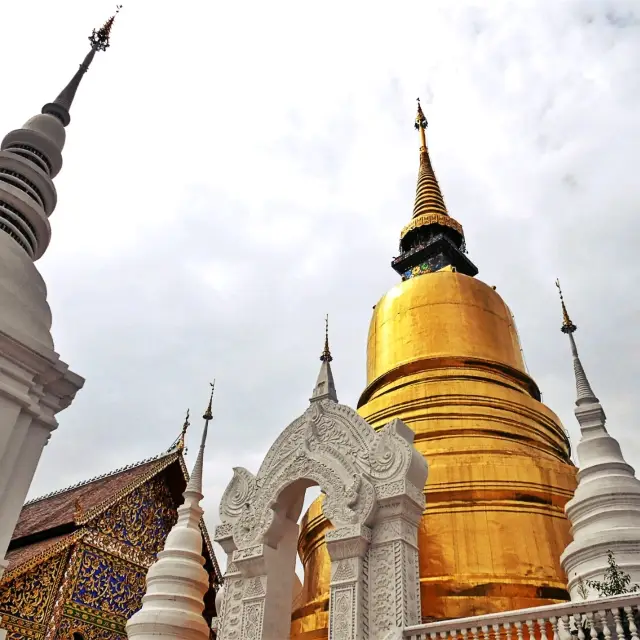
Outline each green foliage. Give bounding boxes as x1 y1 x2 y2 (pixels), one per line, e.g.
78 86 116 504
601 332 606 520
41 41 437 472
576 575 590 600
587 551 640 597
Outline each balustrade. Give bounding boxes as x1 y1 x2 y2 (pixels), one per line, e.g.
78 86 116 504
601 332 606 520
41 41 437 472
404 594 640 640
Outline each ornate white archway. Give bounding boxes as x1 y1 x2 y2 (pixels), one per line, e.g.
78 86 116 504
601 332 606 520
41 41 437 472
213 395 428 640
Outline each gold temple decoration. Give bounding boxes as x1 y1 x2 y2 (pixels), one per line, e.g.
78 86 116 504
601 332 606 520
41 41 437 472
291 106 578 639
400 99 463 240
321 315 332 363
556 279 577 334
203 381 215 421
73 498 83 522
176 409 190 453
412 98 448 219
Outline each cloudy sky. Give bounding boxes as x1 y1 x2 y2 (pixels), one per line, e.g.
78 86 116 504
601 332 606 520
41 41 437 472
1 0 639 566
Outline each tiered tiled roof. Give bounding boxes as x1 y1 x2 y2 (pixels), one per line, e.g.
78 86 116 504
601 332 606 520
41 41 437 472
14 455 171 540
3 447 222 585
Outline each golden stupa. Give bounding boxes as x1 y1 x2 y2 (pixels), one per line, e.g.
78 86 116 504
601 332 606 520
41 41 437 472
290 101 578 638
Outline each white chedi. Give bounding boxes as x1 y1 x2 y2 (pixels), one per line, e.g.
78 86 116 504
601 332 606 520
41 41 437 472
126 397 214 640
556 283 640 600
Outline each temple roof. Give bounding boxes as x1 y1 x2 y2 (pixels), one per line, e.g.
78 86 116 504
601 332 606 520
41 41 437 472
14 453 174 540
4 448 222 585
5 533 76 574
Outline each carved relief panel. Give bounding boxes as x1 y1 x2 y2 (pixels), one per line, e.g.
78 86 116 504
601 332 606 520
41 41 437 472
59 544 146 638
90 477 177 556
0 551 69 640
215 399 428 640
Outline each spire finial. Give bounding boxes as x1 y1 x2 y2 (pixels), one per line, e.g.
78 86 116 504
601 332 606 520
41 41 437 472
410 99 448 221
42 6 122 127
89 5 122 52
203 381 215 421
321 315 332 363
555 280 598 405
556 279 577 334
185 383 215 496
415 98 428 149
176 409 190 452
392 100 477 280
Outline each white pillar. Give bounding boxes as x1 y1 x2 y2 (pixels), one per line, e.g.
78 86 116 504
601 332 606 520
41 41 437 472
0 326 83 575
0 421 53 553
326 524 372 640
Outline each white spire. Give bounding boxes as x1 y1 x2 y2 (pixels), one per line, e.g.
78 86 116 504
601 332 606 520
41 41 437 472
310 315 338 403
555 281 640 600
126 384 215 640
0 10 118 260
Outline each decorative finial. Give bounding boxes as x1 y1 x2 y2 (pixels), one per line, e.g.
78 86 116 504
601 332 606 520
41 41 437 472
89 5 122 52
176 409 190 452
203 381 215 421
556 279 577 334
73 497 83 521
415 98 428 149
41 6 122 127
321 315 333 363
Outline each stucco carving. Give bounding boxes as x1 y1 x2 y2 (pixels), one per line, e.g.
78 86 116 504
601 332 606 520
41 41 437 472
214 396 428 640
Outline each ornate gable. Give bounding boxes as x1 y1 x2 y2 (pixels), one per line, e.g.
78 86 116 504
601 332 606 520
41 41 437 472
1 451 222 639
0 550 69 640
88 475 178 557
57 542 147 639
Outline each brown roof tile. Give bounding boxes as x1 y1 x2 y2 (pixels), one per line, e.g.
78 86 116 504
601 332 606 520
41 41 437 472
7 449 222 587
4 534 73 573
12 455 173 541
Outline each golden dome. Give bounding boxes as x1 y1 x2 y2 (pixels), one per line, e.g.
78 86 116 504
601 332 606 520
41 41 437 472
365 271 529 389
290 105 577 638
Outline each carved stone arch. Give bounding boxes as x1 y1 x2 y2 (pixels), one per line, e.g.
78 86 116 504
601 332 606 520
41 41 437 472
213 398 428 640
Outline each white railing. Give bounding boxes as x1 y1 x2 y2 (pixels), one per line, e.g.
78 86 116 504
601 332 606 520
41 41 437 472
404 594 640 640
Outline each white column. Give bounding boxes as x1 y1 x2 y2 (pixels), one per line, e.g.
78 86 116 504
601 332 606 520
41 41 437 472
0 328 83 578
368 482 425 636
233 518 299 640
213 524 243 640
326 524 372 640
0 421 52 553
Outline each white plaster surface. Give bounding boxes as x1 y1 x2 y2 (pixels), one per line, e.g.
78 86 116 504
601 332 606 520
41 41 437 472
560 333 640 599
214 358 428 640
0 101 83 576
0 234 53 351
126 422 212 640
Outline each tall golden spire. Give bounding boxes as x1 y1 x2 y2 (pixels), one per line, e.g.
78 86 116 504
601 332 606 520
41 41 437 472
555 279 577 334
412 98 449 220
393 99 474 279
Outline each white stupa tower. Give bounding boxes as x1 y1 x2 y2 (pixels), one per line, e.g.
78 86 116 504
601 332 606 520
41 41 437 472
556 281 640 599
126 384 216 640
0 9 120 580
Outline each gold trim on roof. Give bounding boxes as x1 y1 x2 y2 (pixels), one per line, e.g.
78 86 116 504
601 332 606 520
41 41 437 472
76 452 181 525
0 531 85 586
7 450 222 589
400 211 463 240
